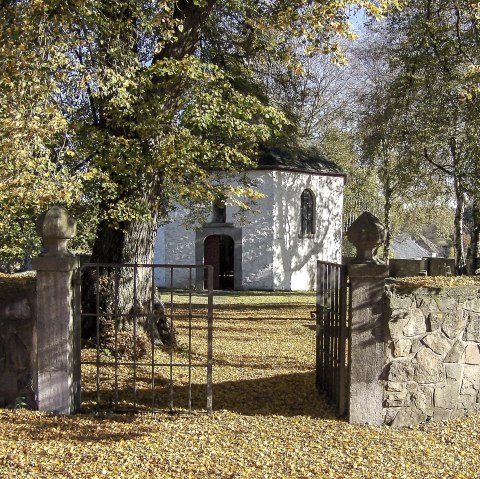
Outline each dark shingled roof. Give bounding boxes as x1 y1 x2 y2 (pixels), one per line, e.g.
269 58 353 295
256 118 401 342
256 147 344 175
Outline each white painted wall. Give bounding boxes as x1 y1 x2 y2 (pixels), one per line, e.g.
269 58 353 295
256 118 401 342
153 226 165 286
158 209 196 288
235 172 275 290
272 171 344 291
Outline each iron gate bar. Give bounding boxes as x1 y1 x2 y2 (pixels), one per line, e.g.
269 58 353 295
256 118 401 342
95 265 100 406
76 263 214 414
206 266 214 413
316 260 349 416
150 267 155 412
169 267 174 412
133 264 138 410
114 266 120 408
188 268 192 412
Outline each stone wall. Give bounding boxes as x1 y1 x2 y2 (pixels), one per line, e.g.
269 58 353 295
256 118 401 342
389 258 428 278
384 283 480 426
388 257 455 278
0 275 36 408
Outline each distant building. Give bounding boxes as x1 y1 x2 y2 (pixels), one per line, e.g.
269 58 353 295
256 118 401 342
393 234 438 259
154 148 345 291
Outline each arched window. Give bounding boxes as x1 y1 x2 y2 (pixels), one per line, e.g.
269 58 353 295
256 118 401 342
301 189 315 236
211 197 226 223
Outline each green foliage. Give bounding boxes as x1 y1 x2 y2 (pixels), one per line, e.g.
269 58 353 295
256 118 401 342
351 1 480 262
14 396 26 410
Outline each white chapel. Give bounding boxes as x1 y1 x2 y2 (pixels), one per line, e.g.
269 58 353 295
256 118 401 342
154 147 345 291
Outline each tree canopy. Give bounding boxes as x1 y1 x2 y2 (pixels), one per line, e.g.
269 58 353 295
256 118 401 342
0 0 401 268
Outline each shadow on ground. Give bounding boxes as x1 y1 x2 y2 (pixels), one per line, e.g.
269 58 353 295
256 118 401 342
81 370 338 420
1 372 339 444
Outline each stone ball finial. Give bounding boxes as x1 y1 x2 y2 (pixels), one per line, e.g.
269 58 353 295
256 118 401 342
36 206 76 257
346 212 385 264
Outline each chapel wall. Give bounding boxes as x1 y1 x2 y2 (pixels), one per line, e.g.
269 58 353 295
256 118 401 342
272 172 344 291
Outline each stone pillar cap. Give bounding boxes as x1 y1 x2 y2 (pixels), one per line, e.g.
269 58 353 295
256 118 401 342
36 206 76 257
347 211 385 264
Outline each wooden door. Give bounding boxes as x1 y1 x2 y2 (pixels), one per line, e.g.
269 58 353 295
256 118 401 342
204 235 221 289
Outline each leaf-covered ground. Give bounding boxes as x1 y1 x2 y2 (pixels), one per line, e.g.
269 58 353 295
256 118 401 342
391 276 480 289
1 291 480 478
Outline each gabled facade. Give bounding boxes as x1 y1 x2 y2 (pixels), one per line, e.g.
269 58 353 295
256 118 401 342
155 148 345 291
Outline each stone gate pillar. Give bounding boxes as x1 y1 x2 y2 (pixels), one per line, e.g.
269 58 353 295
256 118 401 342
347 212 389 425
32 206 79 414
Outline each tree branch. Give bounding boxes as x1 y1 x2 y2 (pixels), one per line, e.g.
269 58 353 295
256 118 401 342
423 147 454 176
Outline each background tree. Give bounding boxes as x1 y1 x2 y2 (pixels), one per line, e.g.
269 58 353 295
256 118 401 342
351 2 480 270
390 0 480 272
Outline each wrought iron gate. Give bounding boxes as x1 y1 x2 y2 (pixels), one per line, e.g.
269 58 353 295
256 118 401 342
74 263 214 414
315 260 350 416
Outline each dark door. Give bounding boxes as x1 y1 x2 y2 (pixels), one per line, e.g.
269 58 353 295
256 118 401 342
204 235 234 290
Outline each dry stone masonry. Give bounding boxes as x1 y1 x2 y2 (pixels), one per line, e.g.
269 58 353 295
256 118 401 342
384 284 480 426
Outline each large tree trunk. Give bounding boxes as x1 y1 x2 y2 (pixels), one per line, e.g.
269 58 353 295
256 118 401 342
81 216 174 345
79 0 217 342
81 217 155 329
90 217 158 306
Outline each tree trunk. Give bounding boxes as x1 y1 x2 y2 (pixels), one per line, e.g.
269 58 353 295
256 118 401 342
453 175 467 275
383 175 393 264
81 216 175 346
470 198 480 274
382 140 393 264
79 0 217 342
450 137 467 275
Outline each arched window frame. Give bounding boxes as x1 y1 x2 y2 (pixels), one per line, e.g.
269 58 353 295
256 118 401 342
300 189 315 237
